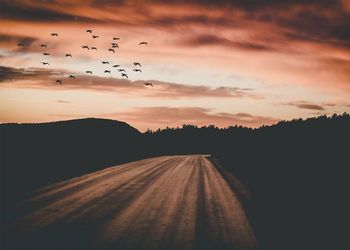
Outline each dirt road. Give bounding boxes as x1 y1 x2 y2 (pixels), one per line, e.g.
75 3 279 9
4 155 257 250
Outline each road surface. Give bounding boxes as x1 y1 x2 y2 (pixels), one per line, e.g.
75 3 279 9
4 155 257 250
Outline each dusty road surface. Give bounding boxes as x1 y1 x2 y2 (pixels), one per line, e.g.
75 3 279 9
4 155 257 250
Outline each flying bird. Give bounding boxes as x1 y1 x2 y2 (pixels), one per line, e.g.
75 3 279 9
112 64 120 67
133 69 142 72
69 75 76 79
65 53 72 57
113 37 120 40
133 62 141 67
111 43 119 48
118 69 126 72
40 44 47 48
51 33 59 37
139 42 148 45
108 48 115 53
56 80 62 85
102 61 110 64
41 62 50 65
104 70 111 73
82 45 89 50
43 52 50 56
86 71 93 74
91 47 97 50
86 29 93 33
92 35 99 38
121 73 128 78
17 43 24 47
144 82 153 87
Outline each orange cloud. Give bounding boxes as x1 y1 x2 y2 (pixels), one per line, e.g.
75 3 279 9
105 106 279 131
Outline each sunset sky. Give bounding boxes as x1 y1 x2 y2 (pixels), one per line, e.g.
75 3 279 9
1 0 350 131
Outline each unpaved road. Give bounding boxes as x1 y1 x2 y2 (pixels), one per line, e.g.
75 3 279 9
4 155 257 250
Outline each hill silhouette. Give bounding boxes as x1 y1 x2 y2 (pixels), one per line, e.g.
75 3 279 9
1 114 349 250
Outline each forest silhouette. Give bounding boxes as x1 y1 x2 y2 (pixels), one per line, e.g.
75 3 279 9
1 113 349 250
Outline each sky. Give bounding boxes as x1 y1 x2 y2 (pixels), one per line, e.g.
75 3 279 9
1 0 349 131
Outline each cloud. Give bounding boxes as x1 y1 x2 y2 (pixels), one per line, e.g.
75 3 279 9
0 66 258 99
0 1 101 23
56 100 70 104
284 101 326 110
105 106 279 131
180 34 274 51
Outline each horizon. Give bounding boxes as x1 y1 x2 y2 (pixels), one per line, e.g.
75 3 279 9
1 112 348 133
1 0 350 131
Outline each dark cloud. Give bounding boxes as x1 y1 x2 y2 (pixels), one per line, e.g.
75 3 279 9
0 1 101 22
0 66 259 99
284 101 325 110
181 34 274 51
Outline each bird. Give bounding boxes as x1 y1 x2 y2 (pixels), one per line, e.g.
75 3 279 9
133 62 141 67
133 69 142 72
51 33 59 37
139 42 148 45
113 37 120 40
43 52 50 56
111 43 119 48
69 75 76 79
144 82 153 87
41 62 50 65
108 48 115 53
104 70 111 73
65 54 72 57
91 47 97 50
102 61 110 64
86 71 93 74
86 29 93 33
118 69 126 72
82 45 89 50
92 35 99 38
17 43 24 47
121 73 128 78
112 64 120 67
56 80 62 85
40 44 47 48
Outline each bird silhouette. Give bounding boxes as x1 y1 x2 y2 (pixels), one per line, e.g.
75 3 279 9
91 47 97 50
104 70 111 73
121 73 128 78
133 62 141 67
86 71 93 74
17 43 24 47
118 69 126 72
43 52 50 56
86 29 93 33
65 54 72 57
139 42 148 45
112 64 120 67
69 75 76 79
51 33 59 37
41 62 50 65
113 37 120 40
82 45 89 50
111 43 119 48
108 48 115 53
40 44 47 48
133 69 142 72
102 61 110 64
56 80 62 85
92 35 99 39
144 82 153 87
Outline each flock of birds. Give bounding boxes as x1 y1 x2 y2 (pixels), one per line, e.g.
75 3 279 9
17 29 154 87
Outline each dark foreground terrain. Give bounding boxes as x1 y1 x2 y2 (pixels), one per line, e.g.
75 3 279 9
4 155 256 250
1 113 349 249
